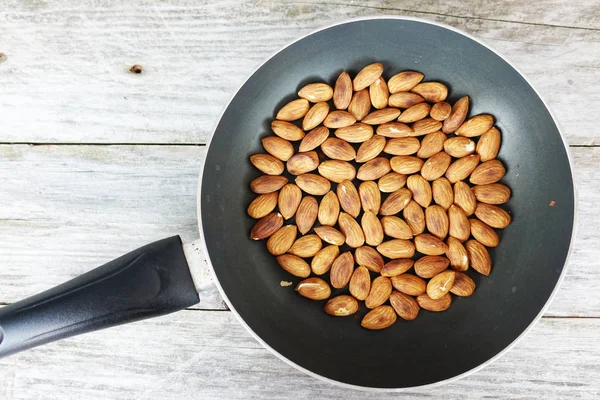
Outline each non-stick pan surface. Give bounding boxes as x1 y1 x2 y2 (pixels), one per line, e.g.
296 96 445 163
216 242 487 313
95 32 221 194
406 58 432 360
200 17 575 389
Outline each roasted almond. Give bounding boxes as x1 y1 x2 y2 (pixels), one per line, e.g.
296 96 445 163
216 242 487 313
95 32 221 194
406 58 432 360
296 277 331 300
442 96 469 134
349 265 371 300
336 180 361 218
250 153 285 175
278 183 302 219
369 76 389 109
450 272 476 297
353 62 384 91
266 225 297 255
388 71 424 93
426 270 455 300
356 135 386 163
391 274 427 296
381 259 414 277
362 108 400 125
311 245 340 275
250 175 288 194
365 276 393 309
314 226 345 246
296 196 318 234
417 131 446 159
412 118 443 137
318 160 356 183
361 211 384 246
334 123 374 143
295 173 331 195
383 137 420 156
324 295 359 316
388 92 425 108
389 291 420 321
355 245 384 273
414 233 448 255
377 239 415 259
448 204 471 241
361 305 397 330
470 159 506 185
379 187 412 215
276 98 309 121
472 183 511 205
318 191 340 226
321 137 356 161
445 154 480 183
286 151 319 175
262 136 294 161
277 254 311 278
378 172 408 192
446 237 469 271
443 136 476 158
357 157 391 180
381 216 413 240
348 89 371 120
299 126 330 152
250 212 284 240
454 181 477 216
377 122 413 138
417 293 452 312
272 120 305 141
421 151 452 181
403 200 426 235
465 239 492 276
338 212 365 248
324 110 357 129
390 155 424 174
330 251 354 288
429 101 452 121
333 71 353 110
247 192 279 219
474 203 512 229
476 127 501 161
359 181 381 213
289 234 322 258
470 219 499 247
302 101 330 131
411 82 448 102
414 255 450 278
407 174 432 208
456 114 494 137
298 83 333 102
425 205 449 239
397 103 431 123
432 177 453 210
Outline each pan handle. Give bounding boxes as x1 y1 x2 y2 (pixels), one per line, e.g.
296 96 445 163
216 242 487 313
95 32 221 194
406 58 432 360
0 236 199 358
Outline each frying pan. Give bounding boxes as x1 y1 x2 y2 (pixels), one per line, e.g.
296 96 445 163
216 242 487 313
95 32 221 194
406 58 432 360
0 17 575 390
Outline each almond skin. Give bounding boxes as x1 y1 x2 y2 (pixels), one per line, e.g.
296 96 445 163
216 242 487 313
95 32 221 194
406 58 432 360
390 155 424 174
353 62 384 91
266 225 297 255
333 71 353 110
384 137 420 156
421 152 452 181
298 83 333 102
338 212 365 248
456 114 494 137
432 177 453 210
377 239 416 259
381 216 413 240
414 255 450 278
390 291 420 321
276 98 309 121
361 305 397 330
318 160 356 183
429 101 452 121
470 219 500 247
299 126 330 152
442 96 469 134
412 118 442 137
465 239 492 276
477 127 501 161
321 137 356 161
425 204 449 239
398 103 431 123
411 82 448 102
446 237 469 271
379 188 412 215
247 192 279 219
250 153 285 175
365 276 393 309
454 181 477 216
334 123 374 143
407 174 432 208
296 196 318 234
361 211 384 246
355 245 384 273
391 274 427 296
472 183 511 205
336 180 361 218
271 120 305 141
314 226 345 246
278 183 302 219
448 204 471 241
450 272 476 297
378 172 408 192
277 254 311 278
250 175 288 194
296 277 331 300
362 108 400 125
417 131 446 159
381 259 414 277
295 174 331 195
470 160 506 185
359 181 381 213
311 245 340 275
302 101 330 131
356 135 386 162
288 234 322 258
445 154 480 183
330 251 355 289
414 233 448 255
369 77 389 109
443 136 476 158
417 293 452 312
357 157 391 181
250 212 284 240
318 191 340 226
286 151 319 175
376 122 413 138
403 200 426 235
350 265 371 300
324 295 359 316
388 71 424 93
474 203 512 229
348 89 371 120
388 92 424 108
324 110 357 129
426 270 455 299
262 136 294 161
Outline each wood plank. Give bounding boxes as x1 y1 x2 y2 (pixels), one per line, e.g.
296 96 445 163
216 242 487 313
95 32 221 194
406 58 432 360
0 1 598 144
0 310 598 399
0 144 596 317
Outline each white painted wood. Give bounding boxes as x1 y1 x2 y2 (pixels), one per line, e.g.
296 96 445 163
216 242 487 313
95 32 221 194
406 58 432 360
0 0 598 144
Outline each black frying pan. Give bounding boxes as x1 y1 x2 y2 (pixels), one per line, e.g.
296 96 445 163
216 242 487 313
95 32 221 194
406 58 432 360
0 17 575 390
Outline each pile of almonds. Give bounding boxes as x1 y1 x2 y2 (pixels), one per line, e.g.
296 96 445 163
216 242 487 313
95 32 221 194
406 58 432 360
248 63 511 330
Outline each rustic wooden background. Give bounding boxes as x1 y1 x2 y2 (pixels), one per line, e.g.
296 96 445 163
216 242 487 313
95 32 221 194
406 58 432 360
1 1 599 398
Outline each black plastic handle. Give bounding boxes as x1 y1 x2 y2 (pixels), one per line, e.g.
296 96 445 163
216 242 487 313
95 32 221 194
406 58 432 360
0 236 199 358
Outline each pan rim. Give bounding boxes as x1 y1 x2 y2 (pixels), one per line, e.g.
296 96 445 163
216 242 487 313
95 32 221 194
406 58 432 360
196 15 578 391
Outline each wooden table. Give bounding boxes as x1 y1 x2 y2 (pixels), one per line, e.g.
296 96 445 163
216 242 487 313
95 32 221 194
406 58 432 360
1 1 599 398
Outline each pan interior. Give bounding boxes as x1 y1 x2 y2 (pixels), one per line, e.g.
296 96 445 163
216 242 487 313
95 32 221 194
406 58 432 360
200 19 574 388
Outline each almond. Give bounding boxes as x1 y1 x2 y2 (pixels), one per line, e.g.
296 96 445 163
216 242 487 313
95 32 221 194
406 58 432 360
470 219 499 247
378 172 408 192
262 136 294 161
381 259 414 277
298 83 333 103
446 237 469 272
324 295 359 316
454 181 477 216
355 245 384 273
302 101 330 131
417 293 452 312
318 160 356 183
277 254 311 278
403 200 426 235
377 122 413 138
414 255 450 278
299 126 330 152
348 89 371 120
377 239 415 259
271 120 305 141
318 191 340 226
314 226 345 246
414 233 448 255
334 123 374 143
321 137 356 161
338 212 365 248
278 183 302 219
477 127 501 161
456 114 494 137
361 211 384 246
362 108 400 125
359 181 381 213
276 98 309 121
296 196 318 234
365 276 393 309
353 62 384 91
407 174 432 208
425 205 449 239
421 152 452 181
324 110 357 129
442 96 469 134
470 160 506 185
417 131 446 159
369 76 389 109
389 291 420 321
412 81 447 100
474 203 511 229
388 92 424 108
383 137 420 156
333 71 353 110
472 183 511 204
381 216 413 240
250 153 285 175
426 270 455 300
465 239 492 276
356 135 386 163
286 151 319 175
448 204 470 241
249 212 284 240
390 155 424 174
443 136 476 158
330 251 354 288
247 192 279 219
397 103 431 123
429 101 452 121
289 234 322 257
250 175 288 194
295 173 331 195
311 245 340 275
357 157 391 180
361 305 397 330
445 154 480 183
336 180 361 218
388 71 424 93
450 272 476 297
266 225 297 255
391 274 426 296
412 118 443 137
379 188 412 215
296 277 331 300
349 265 371 300
432 177 453 209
